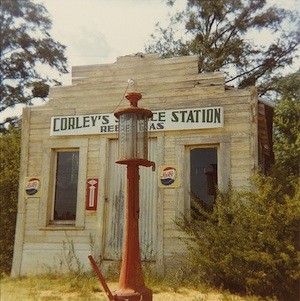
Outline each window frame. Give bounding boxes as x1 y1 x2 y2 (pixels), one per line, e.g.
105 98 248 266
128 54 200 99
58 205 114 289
174 134 231 219
51 149 79 224
189 146 218 212
39 139 88 229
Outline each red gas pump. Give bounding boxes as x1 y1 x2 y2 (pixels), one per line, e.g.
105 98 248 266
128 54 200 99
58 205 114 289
89 92 154 301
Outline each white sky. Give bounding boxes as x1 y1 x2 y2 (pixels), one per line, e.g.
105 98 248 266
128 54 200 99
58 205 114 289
1 0 299 123
43 0 300 72
44 0 185 71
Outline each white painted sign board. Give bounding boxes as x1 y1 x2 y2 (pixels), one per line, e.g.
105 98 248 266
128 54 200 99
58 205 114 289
50 107 224 136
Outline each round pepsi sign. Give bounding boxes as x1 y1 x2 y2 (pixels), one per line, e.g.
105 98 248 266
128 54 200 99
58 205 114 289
25 178 40 196
160 167 177 186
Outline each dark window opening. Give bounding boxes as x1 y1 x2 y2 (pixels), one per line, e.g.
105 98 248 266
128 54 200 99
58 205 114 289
190 148 217 213
53 151 79 221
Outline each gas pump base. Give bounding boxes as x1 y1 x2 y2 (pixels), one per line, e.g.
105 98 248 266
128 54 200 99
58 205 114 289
113 287 152 301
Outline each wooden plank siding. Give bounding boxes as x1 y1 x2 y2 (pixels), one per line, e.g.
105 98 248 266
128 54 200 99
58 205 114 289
11 54 261 277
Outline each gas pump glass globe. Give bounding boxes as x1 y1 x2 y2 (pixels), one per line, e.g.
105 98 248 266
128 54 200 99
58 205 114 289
118 113 149 160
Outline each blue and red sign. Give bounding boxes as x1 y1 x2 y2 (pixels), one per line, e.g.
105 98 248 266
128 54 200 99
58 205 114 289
25 177 42 197
160 166 177 186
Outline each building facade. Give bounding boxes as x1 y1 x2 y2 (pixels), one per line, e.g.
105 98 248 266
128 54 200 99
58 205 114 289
11 54 273 276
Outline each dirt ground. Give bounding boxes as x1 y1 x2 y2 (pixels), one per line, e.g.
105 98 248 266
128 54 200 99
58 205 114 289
0 289 242 301
0 279 251 301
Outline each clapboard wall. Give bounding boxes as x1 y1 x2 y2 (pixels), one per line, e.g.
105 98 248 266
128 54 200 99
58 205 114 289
11 54 259 276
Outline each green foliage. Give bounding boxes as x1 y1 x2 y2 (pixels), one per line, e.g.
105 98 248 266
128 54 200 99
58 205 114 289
31 81 50 98
0 0 68 129
146 0 300 94
177 175 300 300
266 71 300 100
0 126 21 275
272 72 300 193
274 97 300 180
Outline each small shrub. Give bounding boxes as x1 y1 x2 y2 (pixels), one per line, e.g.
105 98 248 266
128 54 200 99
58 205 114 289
177 175 300 300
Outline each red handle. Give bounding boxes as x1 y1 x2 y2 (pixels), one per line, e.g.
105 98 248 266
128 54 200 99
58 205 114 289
88 255 115 301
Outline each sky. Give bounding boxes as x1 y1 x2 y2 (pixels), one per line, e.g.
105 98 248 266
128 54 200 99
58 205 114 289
42 0 186 84
1 0 299 123
41 0 300 75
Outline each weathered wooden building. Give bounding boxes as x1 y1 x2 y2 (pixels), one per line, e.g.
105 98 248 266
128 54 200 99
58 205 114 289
11 54 273 276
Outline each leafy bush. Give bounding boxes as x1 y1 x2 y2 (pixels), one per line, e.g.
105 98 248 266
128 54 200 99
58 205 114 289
178 175 300 300
0 126 21 276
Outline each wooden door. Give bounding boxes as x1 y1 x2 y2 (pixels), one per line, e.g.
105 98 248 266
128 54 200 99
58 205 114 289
104 139 157 261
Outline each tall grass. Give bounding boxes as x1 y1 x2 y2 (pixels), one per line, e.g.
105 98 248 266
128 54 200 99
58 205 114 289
0 273 105 301
0 271 274 301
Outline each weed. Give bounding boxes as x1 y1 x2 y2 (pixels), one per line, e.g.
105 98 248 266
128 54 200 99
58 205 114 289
61 237 84 275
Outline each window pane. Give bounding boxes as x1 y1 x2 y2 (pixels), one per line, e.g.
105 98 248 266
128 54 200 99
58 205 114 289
54 151 79 220
190 148 217 212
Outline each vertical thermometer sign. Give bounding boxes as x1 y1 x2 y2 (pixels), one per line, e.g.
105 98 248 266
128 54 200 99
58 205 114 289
86 178 98 210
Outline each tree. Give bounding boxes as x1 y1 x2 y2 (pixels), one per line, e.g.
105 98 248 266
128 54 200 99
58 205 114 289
178 176 300 300
0 126 21 275
146 0 300 94
272 72 300 193
0 0 68 131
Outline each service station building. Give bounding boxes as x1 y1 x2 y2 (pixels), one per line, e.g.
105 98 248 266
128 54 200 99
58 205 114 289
11 54 273 276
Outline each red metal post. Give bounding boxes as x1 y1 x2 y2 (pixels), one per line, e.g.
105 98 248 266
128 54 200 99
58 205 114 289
113 162 152 301
112 92 154 301
90 92 153 301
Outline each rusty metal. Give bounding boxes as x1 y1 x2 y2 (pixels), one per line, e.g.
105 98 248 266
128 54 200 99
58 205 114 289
112 162 152 301
88 255 115 301
112 92 154 301
91 92 154 301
